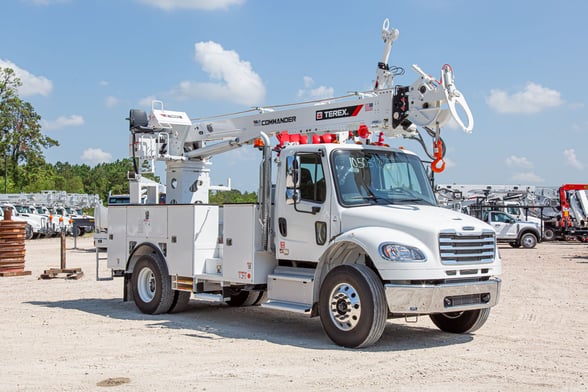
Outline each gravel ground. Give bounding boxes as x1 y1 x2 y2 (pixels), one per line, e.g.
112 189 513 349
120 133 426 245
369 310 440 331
0 236 586 391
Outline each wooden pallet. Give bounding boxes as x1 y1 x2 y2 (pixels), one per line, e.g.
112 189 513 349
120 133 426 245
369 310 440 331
0 270 32 277
39 267 84 280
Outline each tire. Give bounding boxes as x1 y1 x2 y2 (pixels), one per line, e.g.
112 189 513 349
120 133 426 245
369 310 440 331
430 308 491 334
226 290 265 307
131 254 174 314
509 241 520 248
543 228 555 241
318 264 387 348
520 232 537 249
169 290 191 313
253 291 268 306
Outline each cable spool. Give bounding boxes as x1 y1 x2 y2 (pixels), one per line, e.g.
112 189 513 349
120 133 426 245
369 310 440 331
0 213 30 277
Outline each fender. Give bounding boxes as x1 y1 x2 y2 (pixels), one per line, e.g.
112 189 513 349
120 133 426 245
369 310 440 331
123 241 168 302
313 226 432 304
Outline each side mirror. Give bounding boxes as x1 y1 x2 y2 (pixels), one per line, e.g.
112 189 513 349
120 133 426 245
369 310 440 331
292 158 299 186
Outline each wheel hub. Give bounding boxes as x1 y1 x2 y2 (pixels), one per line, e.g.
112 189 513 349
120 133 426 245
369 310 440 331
328 283 361 331
137 267 156 303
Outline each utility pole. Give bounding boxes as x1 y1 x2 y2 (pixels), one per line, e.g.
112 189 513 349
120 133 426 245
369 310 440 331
2 130 7 193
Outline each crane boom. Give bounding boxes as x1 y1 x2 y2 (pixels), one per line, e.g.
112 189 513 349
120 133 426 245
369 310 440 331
128 18 474 204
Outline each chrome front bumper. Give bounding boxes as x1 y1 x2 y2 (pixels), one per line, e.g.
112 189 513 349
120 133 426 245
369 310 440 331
384 278 501 314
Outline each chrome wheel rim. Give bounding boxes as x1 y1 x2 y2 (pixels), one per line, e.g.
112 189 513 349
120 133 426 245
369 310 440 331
523 235 535 247
328 282 361 331
137 267 156 303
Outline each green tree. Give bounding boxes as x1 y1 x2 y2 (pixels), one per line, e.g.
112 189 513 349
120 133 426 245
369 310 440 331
209 189 257 204
0 67 59 192
21 157 57 192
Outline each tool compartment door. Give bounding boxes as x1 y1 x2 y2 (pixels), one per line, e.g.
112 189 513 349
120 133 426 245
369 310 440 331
222 204 274 284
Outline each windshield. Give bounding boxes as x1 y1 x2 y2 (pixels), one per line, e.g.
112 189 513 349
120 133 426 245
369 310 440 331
108 195 130 205
331 149 436 207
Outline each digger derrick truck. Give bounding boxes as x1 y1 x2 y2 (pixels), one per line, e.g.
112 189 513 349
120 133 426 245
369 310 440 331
107 19 501 348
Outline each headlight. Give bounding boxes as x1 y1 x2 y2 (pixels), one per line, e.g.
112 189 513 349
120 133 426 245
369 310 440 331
379 243 426 262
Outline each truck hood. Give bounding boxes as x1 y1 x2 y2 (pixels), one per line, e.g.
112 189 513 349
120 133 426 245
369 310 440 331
340 204 492 244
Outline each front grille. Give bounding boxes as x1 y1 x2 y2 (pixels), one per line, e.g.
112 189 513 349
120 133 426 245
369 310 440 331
445 293 490 308
439 230 495 264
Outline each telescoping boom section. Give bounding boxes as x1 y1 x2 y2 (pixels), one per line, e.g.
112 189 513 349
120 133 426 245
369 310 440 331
108 18 500 348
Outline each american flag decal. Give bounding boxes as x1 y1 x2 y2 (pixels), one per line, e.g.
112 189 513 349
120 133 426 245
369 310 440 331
365 103 373 111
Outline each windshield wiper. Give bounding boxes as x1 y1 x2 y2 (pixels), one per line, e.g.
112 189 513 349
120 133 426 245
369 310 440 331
395 197 435 205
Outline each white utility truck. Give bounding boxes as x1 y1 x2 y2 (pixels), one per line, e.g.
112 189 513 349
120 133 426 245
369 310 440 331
107 19 501 347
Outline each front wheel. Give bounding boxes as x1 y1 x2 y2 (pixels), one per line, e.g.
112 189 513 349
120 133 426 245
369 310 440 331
24 224 33 240
430 308 491 334
319 264 387 348
131 254 174 314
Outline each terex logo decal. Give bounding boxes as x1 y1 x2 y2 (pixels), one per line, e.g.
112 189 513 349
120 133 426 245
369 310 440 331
316 105 363 121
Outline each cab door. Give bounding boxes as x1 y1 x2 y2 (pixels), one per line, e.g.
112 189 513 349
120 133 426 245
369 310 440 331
490 211 519 240
275 150 330 262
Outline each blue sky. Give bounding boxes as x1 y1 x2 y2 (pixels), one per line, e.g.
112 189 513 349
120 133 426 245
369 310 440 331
1 0 586 192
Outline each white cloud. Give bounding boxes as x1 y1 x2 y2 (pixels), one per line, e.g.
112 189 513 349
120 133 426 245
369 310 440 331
169 41 265 106
564 148 584 170
135 0 244 11
572 121 588 133
105 96 120 108
99 80 109 86
297 76 334 100
81 148 112 165
442 156 456 169
139 95 158 108
487 82 563 114
511 172 544 183
0 59 52 97
41 115 84 131
505 155 533 169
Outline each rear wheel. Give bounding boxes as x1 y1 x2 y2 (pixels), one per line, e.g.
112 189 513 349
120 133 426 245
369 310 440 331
430 308 490 333
542 228 555 241
520 232 537 249
226 290 265 307
131 254 174 314
169 290 191 313
319 264 387 348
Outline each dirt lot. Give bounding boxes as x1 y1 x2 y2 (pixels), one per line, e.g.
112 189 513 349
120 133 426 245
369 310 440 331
0 236 586 391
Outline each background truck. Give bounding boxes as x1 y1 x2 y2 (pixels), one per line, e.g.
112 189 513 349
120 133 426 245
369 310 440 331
435 184 546 240
540 184 588 241
106 19 501 348
0 203 44 239
0 191 100 238
481 210 540 249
